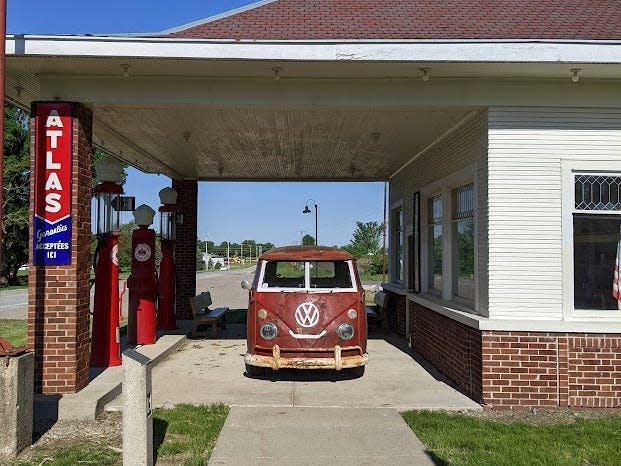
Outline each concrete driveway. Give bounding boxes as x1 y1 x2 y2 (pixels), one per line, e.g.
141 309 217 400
150 331 480 411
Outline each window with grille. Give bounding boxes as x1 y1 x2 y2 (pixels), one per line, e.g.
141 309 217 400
453 184 475 301
573 173 621 310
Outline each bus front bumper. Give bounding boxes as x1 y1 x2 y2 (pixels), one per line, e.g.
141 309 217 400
245 344 368 371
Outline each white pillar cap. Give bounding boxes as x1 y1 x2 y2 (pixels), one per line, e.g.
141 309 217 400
158 187 178 205
133 204 155 226
95 157 124 184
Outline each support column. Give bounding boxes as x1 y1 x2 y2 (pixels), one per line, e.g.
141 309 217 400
28 102 92 393
172 180 197 319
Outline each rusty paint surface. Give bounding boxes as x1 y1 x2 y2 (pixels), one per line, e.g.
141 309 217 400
0 337 28 359
259 245 354 262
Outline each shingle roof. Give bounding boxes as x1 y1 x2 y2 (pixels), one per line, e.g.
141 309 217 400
161 0 621 41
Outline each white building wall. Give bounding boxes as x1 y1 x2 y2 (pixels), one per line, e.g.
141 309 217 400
487 106 621 320
389 109 489 314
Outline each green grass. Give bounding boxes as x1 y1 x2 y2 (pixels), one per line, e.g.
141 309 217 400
0 319 28 346
15 446 120 466
403 411 621 466
154 403 229 465
16 404 228 466
359 272 383 282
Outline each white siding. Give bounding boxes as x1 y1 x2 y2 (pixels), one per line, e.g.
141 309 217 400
390 110 489 315
488 107 621 320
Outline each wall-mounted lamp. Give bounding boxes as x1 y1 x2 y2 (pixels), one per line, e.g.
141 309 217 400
570 68 581 83
272 67 282 81
419 68 431 82
183 131 191 142
121 64 130 78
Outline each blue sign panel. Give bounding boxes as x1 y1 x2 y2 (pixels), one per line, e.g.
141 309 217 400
33 217 72 265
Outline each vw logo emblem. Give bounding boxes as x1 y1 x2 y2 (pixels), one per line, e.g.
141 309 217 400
295 302 320 328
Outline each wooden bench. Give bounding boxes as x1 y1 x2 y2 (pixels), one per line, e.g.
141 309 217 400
190 291 229 338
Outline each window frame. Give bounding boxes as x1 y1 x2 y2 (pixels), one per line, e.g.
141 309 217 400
390 201 404 284
562 161 621 319
419 164 477 308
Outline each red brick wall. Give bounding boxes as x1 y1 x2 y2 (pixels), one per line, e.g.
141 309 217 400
172 180 197 319
385 291 406 339
409 301 483 402
28 103 92 394
405 302 621 408
482 332 621 408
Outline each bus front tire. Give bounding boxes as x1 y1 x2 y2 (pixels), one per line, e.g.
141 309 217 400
245 363 265 377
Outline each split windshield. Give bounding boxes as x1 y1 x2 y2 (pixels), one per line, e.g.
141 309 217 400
260 260 354 290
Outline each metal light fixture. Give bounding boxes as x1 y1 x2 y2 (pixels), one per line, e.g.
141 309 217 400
571 68 581 83
272 67 282 80
302 199 318 246
121 64 130 78
420 67 431 82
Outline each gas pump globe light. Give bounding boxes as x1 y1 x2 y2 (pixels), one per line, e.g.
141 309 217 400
133 204 156 227
95 157 124 184
158 188 178 241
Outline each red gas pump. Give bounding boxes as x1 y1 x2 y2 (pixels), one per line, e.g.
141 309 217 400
91 158 124 367
157 188 178 330
127 204 158 345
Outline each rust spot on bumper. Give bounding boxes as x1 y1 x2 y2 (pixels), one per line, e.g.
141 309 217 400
246 344 368 371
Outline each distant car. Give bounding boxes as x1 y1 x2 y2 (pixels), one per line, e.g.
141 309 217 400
219 266 228 271
242 245 368 377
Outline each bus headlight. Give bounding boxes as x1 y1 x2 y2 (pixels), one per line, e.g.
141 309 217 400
260 322 278 341
337 323 354 341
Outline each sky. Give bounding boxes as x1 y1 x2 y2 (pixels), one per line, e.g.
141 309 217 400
8 0 386 247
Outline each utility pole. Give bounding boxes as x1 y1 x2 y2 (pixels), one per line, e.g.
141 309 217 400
227 241 230 270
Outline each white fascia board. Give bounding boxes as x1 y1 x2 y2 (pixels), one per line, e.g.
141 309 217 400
6 35 621 64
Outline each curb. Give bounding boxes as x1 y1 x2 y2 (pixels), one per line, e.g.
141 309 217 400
57 325 189 421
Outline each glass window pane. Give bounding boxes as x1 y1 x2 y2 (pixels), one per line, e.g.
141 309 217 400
456 219 475 300
575 174 621 211
573 215 621 310
429 224 443 291
309 261 352 288
262 261 305 289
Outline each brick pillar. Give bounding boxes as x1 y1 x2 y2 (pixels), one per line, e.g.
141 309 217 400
172 180 197 319
28 102 92 394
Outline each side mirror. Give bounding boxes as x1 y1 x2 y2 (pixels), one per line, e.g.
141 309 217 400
241 280 251 290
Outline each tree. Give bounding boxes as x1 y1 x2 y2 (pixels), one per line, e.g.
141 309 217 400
302 234 315 246
1 105 30 285
196 239 206 271
343 221 384 258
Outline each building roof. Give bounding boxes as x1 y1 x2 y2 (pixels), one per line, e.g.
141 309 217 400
160 0 621 41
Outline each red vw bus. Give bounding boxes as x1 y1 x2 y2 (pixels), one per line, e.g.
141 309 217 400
242 246 368 377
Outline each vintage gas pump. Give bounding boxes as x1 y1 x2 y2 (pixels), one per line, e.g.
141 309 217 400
157 188 178 330
91 158 124 367
127 204 158 345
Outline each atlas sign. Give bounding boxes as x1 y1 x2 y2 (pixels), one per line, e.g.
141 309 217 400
33 102 73 265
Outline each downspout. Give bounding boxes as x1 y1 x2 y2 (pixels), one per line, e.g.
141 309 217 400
0 0 6 273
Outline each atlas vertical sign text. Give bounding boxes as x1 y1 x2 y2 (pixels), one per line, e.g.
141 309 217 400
33 102 73 265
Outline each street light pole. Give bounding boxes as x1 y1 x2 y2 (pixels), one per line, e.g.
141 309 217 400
303 199 318 246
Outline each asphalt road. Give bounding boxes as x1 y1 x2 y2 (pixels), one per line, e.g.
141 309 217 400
0 267 256 320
